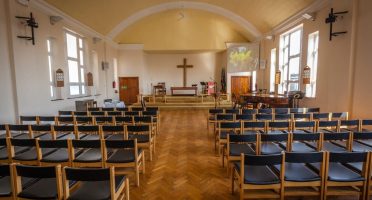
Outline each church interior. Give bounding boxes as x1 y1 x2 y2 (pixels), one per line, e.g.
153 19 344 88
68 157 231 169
1 0 372 199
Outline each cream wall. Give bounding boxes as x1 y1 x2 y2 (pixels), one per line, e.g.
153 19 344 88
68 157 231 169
118 50 224 95
262 0 355 113
0 0 117 123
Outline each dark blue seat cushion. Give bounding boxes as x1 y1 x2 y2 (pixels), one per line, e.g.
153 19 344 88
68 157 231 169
243 130 259 135
18 178 58 199
327 163 364 182
74 149 102 163
350 141 372 152
128 134 149 143
260 143 284 155
0 148 7 160
357 139 372 147
229 144 255 156
107 149 143 163
286 142 316 152
106 134 125 140
307 141 347 152
67 176 126 200
234 162 280 185
41 149 69 163
81 134 101 140
274 163 320 182
14 148 55 161
0 176 11 197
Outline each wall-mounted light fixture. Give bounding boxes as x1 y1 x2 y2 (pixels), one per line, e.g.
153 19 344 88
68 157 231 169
50 16 63 25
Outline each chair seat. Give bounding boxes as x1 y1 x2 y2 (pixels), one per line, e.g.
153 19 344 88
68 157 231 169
243 130 260 135
107 149 143 163
0 176 11 197
0 148 8 160
308 141 347 152
350 141 372 152
356 139 372 148
11 132 29 139
220 131 235 139
234 162 280 185
290 141 317 152
229 144 255 156
292 130 311 134
327 162 364 182
67 176 126 200
41 149 69 163
18 178 58 199
106 134 125 140
128 134 149 143
56 133 76 140
81 134 101 140
318 128 337 133
344 162 363 173
260 143 284 155
267 130 286 134
35 133 53 140
14 148 55 161
74 149 102 163
274 163 320 182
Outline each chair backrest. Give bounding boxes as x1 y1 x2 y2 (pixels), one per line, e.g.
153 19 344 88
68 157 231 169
306 108 320 113
54 125 75 133
243 153 283 166
328 152 368 163
116 107 129 112
75 116 94 124
95 116 114 125
267 121 291 131
101 125 125 133
71 139 101 149
146 107 159 112
0 164 11 176
353 132 372 140
0 138 7 147
313 113 330 120
64 167 111 181
292 132 321 142
258 108 273 114
331 112 348 120
90 111 106 116
260 133 289 143
323 132 350 141
8 124 29 132
76 125 99 133
218 121 241 130
125 111 141 116
131 107 144 111
216 114 234 121
57 116 75 125
228 134 258 143
73 111 88 116
274 114 292 121
10 138 36 147
38 139 68 149
361 120 372 131
127 124 150 133
243 121 266 129
317 120 339 131
20 116 38 125
290 108 306 114
142 111 158 117
88 107 100 111
38 116 56 125
235 114 254 121
107 111 123 116
241 109 257 115
292 113 312 121
115 116 133 125
133 116 153 124
58 111 73 116
285 152 325 164
274 108 289 114
225 109 240 114
255 114 273 121
293 121 316 131
30 124 52 132
15 164 58 178
102 107 115 111
104 139 135 149
209 109 224 114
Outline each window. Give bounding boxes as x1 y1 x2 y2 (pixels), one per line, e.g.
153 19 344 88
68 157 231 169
252 70 257 91
278 25 303 94
47 39 54 98
306 31 319 97
65 31 86 96
269 48 276 93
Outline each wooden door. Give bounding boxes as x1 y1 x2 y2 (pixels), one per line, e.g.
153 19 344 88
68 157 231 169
119 77 139 105
231 76 251 97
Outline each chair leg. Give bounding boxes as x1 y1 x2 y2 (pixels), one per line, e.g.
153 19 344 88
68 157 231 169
142 153 146 174
231 168 235 194
135 165 140 187
222 149 225 167
125 178 130 200
149 147 153 161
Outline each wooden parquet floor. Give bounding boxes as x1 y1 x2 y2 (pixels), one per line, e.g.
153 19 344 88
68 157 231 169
130 109 237 200
129 109 356 200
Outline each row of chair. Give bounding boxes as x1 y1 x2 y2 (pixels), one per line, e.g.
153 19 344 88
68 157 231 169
1 138 145 187
21 110 159 124
0 164 129 200
86 106 158 112
209 107 321 115
232 151 372 200
208 112 350 130
1 124 156 161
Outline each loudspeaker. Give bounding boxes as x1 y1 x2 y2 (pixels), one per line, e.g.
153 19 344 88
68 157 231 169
101 61 109 71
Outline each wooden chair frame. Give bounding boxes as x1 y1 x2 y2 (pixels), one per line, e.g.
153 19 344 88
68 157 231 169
69 139 104 168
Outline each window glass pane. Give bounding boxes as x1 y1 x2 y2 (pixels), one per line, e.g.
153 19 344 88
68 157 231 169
48 56 53 82
269 49 276 93
81 85 85 94
79 38 83 49
79 50 84 66
80 68 85 83
289 57 300 82
47 40 51 53
70 86 80 95
290 30 301 56
252 71 257 91
289 83 299 91
283 47 289 64
66 33 77 58
68 60 79 82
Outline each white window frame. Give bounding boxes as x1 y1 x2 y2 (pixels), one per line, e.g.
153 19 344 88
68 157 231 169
278 24 303 94
65 30 86 97
269 48 276 93
306 31 319 98
47 39 55 98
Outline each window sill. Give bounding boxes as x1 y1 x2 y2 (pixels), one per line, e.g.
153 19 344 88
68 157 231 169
67 95 93 100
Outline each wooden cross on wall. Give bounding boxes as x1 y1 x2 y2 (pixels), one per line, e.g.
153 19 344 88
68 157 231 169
177 58 193 87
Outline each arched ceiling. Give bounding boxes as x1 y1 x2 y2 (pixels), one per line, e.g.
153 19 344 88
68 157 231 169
44 0 316 50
